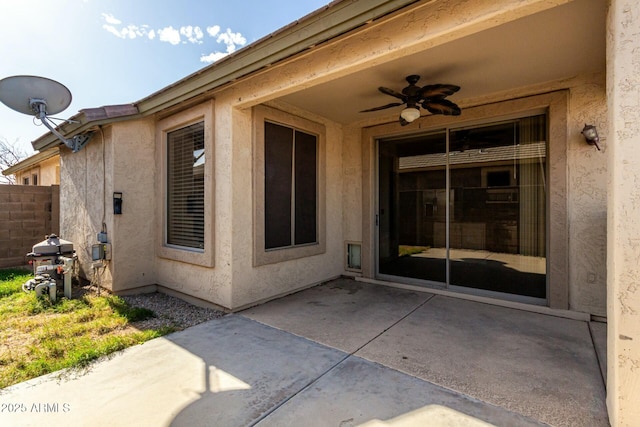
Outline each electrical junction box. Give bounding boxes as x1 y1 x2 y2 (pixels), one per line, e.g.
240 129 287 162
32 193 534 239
92 243 112 261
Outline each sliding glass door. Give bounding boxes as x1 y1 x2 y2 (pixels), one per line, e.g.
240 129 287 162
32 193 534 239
377 115 547 302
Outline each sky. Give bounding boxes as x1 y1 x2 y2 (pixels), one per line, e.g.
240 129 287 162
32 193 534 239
0 0 330 157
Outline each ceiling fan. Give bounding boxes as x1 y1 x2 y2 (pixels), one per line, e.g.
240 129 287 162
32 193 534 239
360 75 461 125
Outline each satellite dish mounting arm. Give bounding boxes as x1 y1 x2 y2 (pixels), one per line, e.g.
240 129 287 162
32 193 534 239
31 99 92 153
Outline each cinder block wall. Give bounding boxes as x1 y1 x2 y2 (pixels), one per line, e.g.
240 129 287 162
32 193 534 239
0 185 59 268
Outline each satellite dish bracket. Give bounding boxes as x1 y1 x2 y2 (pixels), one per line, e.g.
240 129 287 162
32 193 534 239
31 98 92 153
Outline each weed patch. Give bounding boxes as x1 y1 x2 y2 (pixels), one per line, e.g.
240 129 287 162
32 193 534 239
0 268 32 298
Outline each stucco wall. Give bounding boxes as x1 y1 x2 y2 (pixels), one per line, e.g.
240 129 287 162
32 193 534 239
16 156 59 186
567 74 607 316
39 156 60 186
60 130 113 286
606 0 640 424
110 120 156 290
60 120 156 291
154 100 233 309
229 101 345 309
342 125 364 247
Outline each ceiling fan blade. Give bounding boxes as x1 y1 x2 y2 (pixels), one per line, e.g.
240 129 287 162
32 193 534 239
378 86 407 101
423 99 462 116
419 84 460 99
360 102 404 112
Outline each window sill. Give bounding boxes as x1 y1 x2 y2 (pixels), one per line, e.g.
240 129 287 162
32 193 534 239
255 241 325 266
157 244 214 268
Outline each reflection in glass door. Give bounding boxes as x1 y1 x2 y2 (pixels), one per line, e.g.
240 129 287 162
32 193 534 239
377 115 547 301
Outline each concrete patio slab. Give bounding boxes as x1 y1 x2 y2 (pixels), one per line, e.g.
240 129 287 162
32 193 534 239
1 278 608 427
356 295 608 427
257 356 546 427
243 279 608 426
0 315 347 427
242 279 433 353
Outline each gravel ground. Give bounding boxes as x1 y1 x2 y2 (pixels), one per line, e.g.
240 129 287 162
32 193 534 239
121 292 226 331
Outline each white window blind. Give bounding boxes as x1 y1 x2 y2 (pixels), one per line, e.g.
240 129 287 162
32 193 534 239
167 122 205 249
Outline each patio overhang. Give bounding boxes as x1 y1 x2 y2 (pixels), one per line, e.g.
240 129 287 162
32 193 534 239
263 0 607 125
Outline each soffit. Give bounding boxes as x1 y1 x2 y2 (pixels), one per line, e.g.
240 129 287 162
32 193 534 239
277 0 606 125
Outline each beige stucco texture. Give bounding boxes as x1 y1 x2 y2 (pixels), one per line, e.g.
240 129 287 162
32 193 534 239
606 0 640 425
14 155 59 186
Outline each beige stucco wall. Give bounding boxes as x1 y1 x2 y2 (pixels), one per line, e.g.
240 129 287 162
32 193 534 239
110 120 157 290
342 125 364 248
607 0 640 424
567 74 607 316
230 100 345 309
39 156 59 186
60 120 157 291
153 100 233 308
16 156 59 186
60 129 113 286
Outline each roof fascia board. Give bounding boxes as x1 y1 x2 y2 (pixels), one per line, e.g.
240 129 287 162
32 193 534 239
32 106 140 151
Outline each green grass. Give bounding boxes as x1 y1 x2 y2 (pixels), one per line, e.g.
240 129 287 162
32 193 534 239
0 268 33 298
0 269 174 389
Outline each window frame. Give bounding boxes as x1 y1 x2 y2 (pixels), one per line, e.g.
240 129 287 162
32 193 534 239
157 101 215 267
166 121 205 250
253 105 326 266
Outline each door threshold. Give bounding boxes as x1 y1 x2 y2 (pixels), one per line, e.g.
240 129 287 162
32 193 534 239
357 276 589 321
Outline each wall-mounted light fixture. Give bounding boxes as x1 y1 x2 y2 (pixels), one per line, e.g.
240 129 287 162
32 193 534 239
581 124 601 151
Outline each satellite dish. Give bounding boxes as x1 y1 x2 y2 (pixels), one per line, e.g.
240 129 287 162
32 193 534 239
0 75 91 152
0 75 72 116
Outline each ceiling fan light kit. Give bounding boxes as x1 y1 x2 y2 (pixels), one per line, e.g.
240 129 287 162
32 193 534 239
400 107 421 123
361 74 461 125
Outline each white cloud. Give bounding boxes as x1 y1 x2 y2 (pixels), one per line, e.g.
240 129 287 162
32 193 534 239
101 14 150 40
102 13 121 25
206 25 220 37
200 52 228 63
102 23 146 40
157 26 181 45
180 26 204 44
100 14 247 64
217 28 247 53
200 29 247 63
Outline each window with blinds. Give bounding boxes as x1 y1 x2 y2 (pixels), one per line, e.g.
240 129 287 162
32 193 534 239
166 122 205 249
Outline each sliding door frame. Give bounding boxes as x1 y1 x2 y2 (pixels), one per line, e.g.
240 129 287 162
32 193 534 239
362 91 568 309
